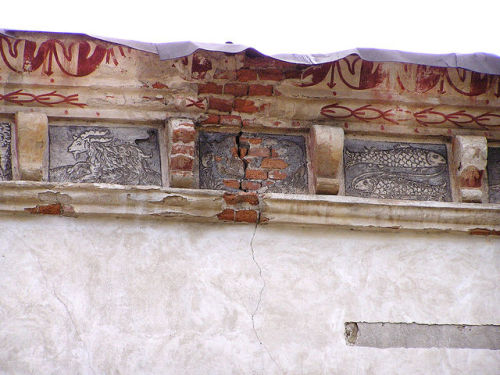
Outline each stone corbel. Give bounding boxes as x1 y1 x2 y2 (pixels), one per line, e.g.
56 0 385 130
12 112 48 181
452 135 487 203
167 118 197 188
309 125 344 195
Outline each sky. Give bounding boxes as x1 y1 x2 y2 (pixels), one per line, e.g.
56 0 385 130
2 0 499 56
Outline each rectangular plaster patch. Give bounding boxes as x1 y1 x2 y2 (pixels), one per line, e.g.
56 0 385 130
345 322 500 349
49 126 162 185
199 131 308 193
0 122 12 181
344 139 451 201
487 147 500 203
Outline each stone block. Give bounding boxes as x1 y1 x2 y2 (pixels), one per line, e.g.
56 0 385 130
344 139 451 202
487 147 500 203
49 126 161 185
310 125 344 194
453 135 487 202
0 122 12 181
13 112 48 181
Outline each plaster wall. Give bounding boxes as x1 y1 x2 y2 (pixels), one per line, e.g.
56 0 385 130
0 216 498 374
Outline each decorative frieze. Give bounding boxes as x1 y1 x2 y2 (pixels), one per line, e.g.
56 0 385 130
487 147 500 203
49 125 162 185
0 122 12 181
343 139 452 202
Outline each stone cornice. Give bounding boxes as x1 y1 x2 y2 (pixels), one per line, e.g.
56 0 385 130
1 181 498 235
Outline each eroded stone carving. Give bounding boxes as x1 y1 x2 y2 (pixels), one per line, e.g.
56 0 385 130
487 147 500 203
49 126 161 185
344 139 451 201
0 123 12 181
453 136 487 202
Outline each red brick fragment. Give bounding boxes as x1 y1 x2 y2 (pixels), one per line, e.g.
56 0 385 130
224 83 248 97
239 136 262 145
217 209 235 221
200 114 220 125
223 179 241 189
220 115 242 126
237 69 258 82
284 70 303 79
170 155 194 171
171 144 194 156
241 181 261 191
25 203 63 215
208 97 233 112
198 82 223 94
223 192 259 205
234 99 259 113
261 158 288 169
172 128 196 143
152 82 168 89
258 69 283 81
269 170 287 180
247 147 270 157
239 148 248 157
235 210 258 223
248 84 273 96
245 169 267 180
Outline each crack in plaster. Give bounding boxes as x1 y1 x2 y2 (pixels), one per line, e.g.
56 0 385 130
29 246 96 375
249 222 283 373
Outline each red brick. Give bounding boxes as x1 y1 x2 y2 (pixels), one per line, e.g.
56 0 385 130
224 83 248 97
261 158 288 169
223 179 241 189
170 155 193 171
258 69 283 81
234 99 259 113
235 209 258 223
217 209 235 221
200 114 220 125
241 181 261 191
247 147 270 157
198 82 223 94
269 170 287 180
223 192 259 205
208 97 233 112
284 70 303 79
220 115 242 126
239 148 248 157
171 144 194 156
248 84 273 96
239 136 262 145
172 128 196 143
237 69 258 82
25 203 63 215
245 169 267 180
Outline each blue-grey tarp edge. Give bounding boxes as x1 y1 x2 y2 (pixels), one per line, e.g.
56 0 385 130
2 29 500 75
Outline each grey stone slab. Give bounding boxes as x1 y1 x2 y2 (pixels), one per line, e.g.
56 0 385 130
198 131 308 193
49 126 161 186
0 122 12 181
344 139 451 202
345 322 500 349
487 147 500 203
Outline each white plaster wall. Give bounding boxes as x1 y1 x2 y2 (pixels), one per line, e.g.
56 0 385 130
0 215 498 374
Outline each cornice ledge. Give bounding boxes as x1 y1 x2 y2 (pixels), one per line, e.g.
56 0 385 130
0 181 499 234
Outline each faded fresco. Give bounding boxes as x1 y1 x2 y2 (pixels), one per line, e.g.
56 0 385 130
487 147 500 203
344 139 451 201
199 132 307 193
0 123 12 181
49 126 161 185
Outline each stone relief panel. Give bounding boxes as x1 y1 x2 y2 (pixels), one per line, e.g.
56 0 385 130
0 122 12 181
199 131 308 194
487 147 500 203
344 139 451 202
49 126 161 185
